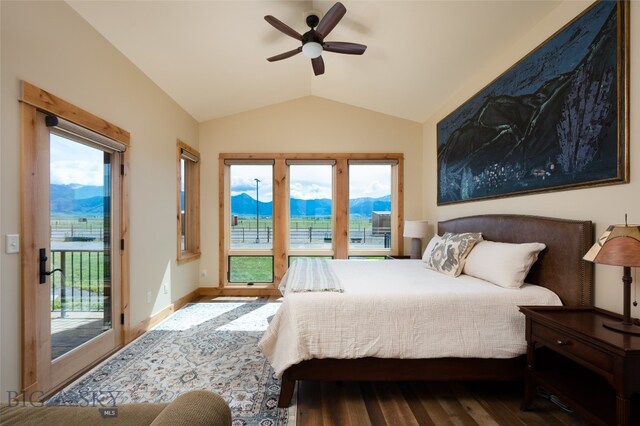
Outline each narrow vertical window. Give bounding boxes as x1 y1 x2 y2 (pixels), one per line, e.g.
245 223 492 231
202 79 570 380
226 162 274 283
288 162 334 254
177 141 200 263
348 161 396 256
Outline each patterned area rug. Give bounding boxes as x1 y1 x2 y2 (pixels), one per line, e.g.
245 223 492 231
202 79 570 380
48 301 295 425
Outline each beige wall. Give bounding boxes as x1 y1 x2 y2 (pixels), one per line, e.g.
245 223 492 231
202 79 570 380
199 96 423 286
423 0 640 315
2 0 635 402
0 1 199 395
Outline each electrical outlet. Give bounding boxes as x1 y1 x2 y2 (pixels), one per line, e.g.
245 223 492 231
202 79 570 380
201 270 207 278
146 291 151 304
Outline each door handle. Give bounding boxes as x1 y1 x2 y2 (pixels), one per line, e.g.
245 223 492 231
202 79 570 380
39 248 62 284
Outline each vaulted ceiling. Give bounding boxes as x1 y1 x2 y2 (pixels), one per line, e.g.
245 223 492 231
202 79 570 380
67 1 562 123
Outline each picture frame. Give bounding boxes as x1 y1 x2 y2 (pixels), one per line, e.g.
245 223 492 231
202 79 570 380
437 0 629 205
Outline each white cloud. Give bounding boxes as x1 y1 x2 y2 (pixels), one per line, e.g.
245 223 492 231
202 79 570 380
349 165 391 198
230 165 274 202
289 182 331 200
50 161 104 186
50 134 105 186
229 163 391 201
289 165 332 200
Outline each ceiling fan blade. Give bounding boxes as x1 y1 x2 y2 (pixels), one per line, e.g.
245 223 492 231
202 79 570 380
267 47 302 62
315 2 347 40
264 15 302 41
312 56 325 76
323 42 367 55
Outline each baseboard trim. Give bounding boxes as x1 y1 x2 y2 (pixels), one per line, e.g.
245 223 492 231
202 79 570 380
127 305 174 342
173 289 199 310
127 289 199 342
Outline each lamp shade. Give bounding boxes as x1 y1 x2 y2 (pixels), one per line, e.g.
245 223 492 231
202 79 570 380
403 220 428 239
583 224 640 267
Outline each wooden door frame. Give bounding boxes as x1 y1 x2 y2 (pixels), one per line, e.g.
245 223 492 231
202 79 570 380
19 81 131 397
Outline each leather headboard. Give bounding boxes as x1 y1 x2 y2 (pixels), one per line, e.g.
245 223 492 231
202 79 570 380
438 215 593 307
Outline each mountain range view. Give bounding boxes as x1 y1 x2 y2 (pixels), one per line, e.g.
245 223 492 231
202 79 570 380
51 184 106 216
231 192 391 217
50 184 391 218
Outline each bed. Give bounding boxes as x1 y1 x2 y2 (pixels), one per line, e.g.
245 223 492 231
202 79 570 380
259 214 593 407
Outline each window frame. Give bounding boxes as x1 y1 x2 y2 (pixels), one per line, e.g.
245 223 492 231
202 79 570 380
177 140 201 264
347 160 399 257
221 159 276 287
219 160 279 288
227 255 275 284
287 160 336 255
219 153 404 289
20 81 131 392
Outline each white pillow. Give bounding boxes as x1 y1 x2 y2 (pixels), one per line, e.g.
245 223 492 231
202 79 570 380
422 235 443 263
463 241 546 289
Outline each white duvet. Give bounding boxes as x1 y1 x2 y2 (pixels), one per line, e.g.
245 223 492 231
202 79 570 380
258 259 562 378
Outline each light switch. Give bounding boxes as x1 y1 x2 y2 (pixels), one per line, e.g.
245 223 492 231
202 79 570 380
6 234 20 254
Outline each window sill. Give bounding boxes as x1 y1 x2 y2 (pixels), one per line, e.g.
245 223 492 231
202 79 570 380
177 251 200 265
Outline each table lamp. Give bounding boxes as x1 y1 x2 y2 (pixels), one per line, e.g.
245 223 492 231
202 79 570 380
583 217 640 334
403 220 428 259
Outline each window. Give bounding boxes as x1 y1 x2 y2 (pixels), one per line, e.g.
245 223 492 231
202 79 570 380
228 256 274 283
348 162 394 254
229 164 273 250
225 161 274 284
289 162 334 251
177 140 200 263
219 154 403 288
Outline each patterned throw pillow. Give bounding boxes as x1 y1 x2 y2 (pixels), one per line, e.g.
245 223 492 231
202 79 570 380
426 232 483 277
421 235 443 263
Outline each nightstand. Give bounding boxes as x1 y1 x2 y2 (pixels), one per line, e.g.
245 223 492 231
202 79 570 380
520 306 640 426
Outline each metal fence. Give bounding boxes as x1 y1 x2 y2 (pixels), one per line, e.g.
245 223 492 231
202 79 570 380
50 223 104 242
50 249 108 316
230 227 391 248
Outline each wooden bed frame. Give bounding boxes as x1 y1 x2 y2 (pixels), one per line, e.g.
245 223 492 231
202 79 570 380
276 214 594 407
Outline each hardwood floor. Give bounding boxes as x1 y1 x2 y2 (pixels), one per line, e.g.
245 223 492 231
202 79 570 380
195 296 590 425
296 380 590 425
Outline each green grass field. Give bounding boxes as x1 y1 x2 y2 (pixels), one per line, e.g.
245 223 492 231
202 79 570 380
233 216 373 230
228 256 273 283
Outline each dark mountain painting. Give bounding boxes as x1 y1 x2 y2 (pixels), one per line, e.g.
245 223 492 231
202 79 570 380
437 1 625 204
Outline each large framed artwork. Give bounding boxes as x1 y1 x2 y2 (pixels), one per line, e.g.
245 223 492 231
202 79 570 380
437 0 629 205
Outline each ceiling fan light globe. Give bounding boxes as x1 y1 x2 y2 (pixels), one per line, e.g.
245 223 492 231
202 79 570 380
302 42 323 58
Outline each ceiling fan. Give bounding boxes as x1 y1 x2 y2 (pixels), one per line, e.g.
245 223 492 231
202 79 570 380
264 2 367 76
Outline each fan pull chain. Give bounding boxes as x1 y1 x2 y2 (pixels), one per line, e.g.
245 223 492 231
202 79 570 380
633 268 638 307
